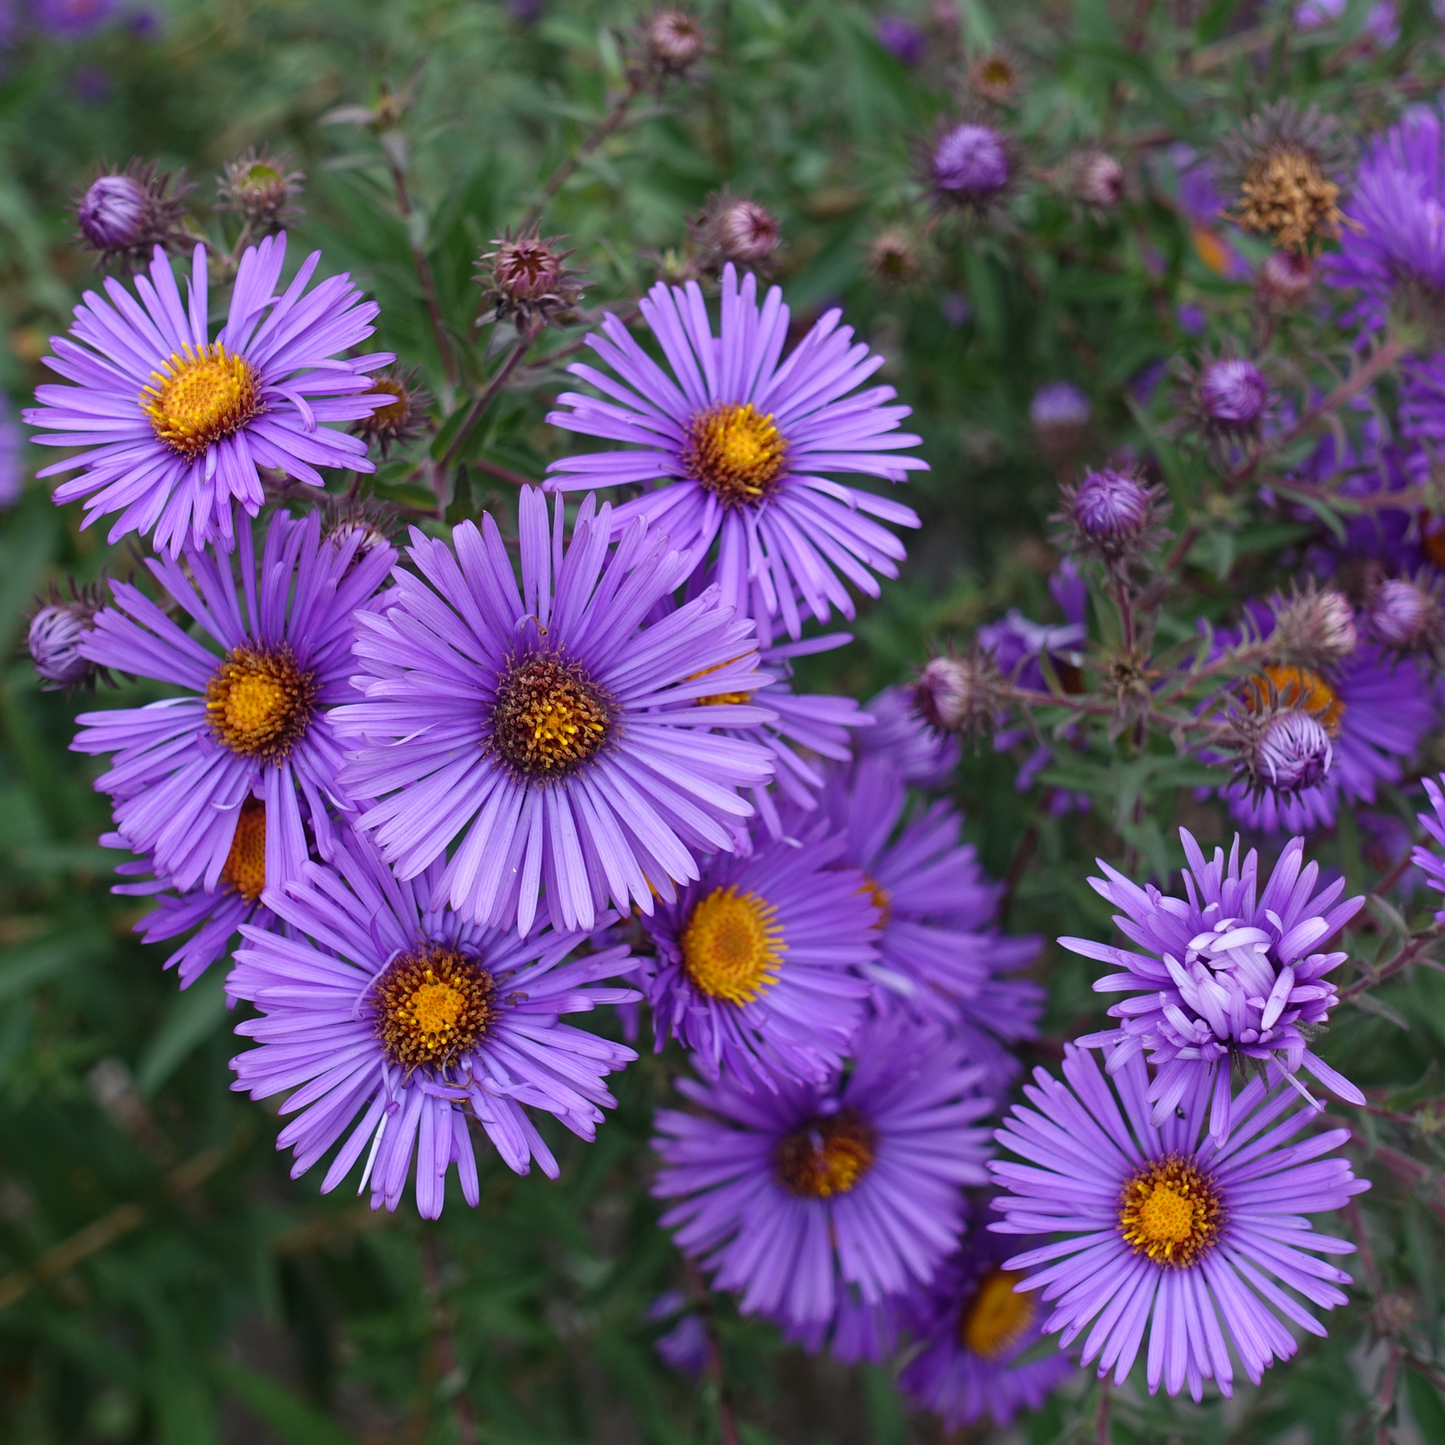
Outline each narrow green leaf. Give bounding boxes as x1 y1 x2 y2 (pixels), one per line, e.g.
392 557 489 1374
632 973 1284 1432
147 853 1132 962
213 1363 356 1445
136 968 229 1097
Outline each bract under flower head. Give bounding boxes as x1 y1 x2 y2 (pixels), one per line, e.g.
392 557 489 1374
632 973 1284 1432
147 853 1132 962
639 822 876 1086
71 510 395 898
25 237 391 556
228 830 639 1216
544 266 925 641
990 1046 1366 1400
333 489 776 938
1063 827 1365 1142
652 1014 993 1327
216 145 304 235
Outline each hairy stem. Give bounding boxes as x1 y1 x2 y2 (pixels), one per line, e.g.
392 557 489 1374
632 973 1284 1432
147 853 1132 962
440 333 536 474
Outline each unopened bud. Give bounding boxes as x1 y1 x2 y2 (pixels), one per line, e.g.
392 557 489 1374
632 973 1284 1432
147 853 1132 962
1258 248 1314 307
1071 150 1124 209
644 8 706 75
1367 576 1444 661
1252 711 1334 796
216 145 304 235
687 190 781 273
27 582 109 692
913 650 1000 740
322 498 400 568
1199 357 1269 428
1270 584 1358 667
930 122 1011 204
78 174 146 250
72 159 192 271
1055 466 1168 564
477 230 584 329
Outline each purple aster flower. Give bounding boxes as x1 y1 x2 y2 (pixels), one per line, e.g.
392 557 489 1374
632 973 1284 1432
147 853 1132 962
33 0 115 35
105 806 273 988
930 123 1011 204
654 1312 710 1376
637 822 876 1087
71 510 395 897
228 829 639 1217
25 238 390 556
1410 774 1445 918
333 489 776 937
543 266 925 640
1325 104 1445 330
652 1013 993 1326
855 683 960 787
990 1045 1367 1400
899 1210 1077 1428
772 1288 907 1365
875 14 925 65
1400 352 1445 460
821 756 1040 1026
0 391 21 508
1063 827 1366 1142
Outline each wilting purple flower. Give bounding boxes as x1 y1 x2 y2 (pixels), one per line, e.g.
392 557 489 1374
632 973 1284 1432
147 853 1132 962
72 511 395 897
991 1045 1366 1400
544 266 924 641
333 490 775 938
854 683 960 786
228 829 638 1217
931 122 1011 202
652 1014 993 1327
638 822 876 1087
1199 358 1269 427
1326 104 1445 329
25 238 389 556
1063 827 1366 1141
875 14 925 65
821 756 1039 1027
899 1210 1076 1428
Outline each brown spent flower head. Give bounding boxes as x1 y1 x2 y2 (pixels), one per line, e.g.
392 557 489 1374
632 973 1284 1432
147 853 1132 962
351 366 431 458
216 145 305 235
477 229 585 330
912 647 1002 743
73 158 195 274
686 189 782 274
640 8 707 79
1269 582 1359 669
1220 100 1353 254
968 49 1022 104
867 225 926 288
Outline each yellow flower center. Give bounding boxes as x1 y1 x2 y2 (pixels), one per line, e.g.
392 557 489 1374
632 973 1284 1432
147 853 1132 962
959 1269 1034 1359
774 1108 877 1198
859 877 892 928
141 342 262 460
221 798 267 902
368 380 411 430
1118 1155 1223 1269
683 402 788 507
680 885 785 1004
205 645 319 763
373 944 496 1074
1234 147 1342 254
1247 663 1345 736
490 652 613 779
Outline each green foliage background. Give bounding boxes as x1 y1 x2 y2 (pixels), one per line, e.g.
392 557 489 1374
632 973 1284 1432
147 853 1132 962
4 0 1445 1440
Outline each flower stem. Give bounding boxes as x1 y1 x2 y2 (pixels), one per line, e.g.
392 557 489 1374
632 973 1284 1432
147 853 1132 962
439 333 536 475
688 1261 740 1445
386 150 459 388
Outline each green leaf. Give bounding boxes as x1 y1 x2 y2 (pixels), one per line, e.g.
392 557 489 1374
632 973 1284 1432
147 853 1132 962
213 1363 356 1445
1350 990 1411 1031
1406 1369 1445 1441
1384 1059 1441 1112
136 968 230 1097
0 927 108 1005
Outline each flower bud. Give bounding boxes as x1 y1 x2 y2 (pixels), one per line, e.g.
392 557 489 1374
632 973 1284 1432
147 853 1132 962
968 51 1021 104
1071 150 1124 209
930 122 1010 203
687 191 781 273
77 174 146 250
1030 382 1091 458
1054 466 1168 564
477 230 584 329
216 146 304 235
322 498 400 568
27 582 109 692
913 650 1001 740
1367 576 1444 661
875 15 925 66
867 226 924 287
643 8 706 75
1258 248 1314 306
1251 711 1334 795
1270 583 1358 667
1198 357 1269 428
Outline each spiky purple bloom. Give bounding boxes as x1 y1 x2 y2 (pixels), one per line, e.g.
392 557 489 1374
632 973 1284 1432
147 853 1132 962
1063 828 1366 1142
1199 358 1269 427
932 123 1010 199
855 683 959 787
652 1014 993 1326
228 831 638 1217
25 238 390 556
71 510 395 896
990 1046 1366 1400
822 756 1039 1026
899 1215 1077 1428
77 174 147 250
637 823 876 1087
543 266 925 640
333 489 775 938
1325 104 1445 329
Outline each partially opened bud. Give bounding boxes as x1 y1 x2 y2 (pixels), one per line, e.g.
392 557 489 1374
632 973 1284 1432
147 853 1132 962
27 582 110 692
1366 576 1445 665
1252 711 1334 795
1271 583 1358 668
913 649 1002 742
643 8 706 76
1071 150 1124 209
477 230 584 329
1054 466 1169 564
77 173 146 250
1198 358 1270 428
72 159 193 272
687 190 781 273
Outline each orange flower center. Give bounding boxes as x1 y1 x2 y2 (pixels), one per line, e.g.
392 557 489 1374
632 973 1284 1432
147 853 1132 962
141 342 262 460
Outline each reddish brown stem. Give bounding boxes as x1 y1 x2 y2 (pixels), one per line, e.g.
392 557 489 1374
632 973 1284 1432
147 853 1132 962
440 334 536 474
387 153 458 387
521 78 644 233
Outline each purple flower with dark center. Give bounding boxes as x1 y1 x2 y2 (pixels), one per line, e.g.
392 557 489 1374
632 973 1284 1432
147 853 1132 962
875 14 925 66
652 1013 993 1327
1325 104 1445 329
332 489 776 938
1199 358 1269 426
106 808 273 988
1063 827 1366 1141
71 510 395 897
931 123 1010 200
854 683 960 787
637 822 876 1087
990 1045 1366 1400
821 756 1040 1028
543 266 925 642
899 1210 1077 1428
25 238 390 556
228 830 638 1216
77 174 146 250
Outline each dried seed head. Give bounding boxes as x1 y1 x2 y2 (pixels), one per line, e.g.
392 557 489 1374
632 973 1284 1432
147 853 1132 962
477 229 584 330
72 159 194 273
216 145 305 235
969 50 1022 104
1270 584 1359 668
912 648 1002 742
867 226 925 287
